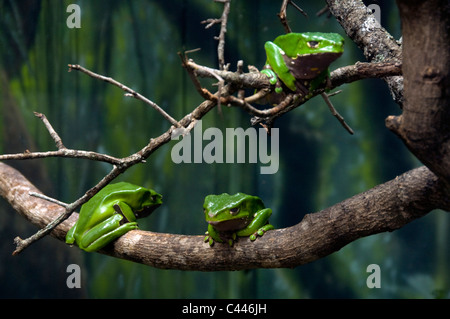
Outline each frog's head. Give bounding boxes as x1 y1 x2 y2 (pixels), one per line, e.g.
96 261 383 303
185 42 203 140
275 32 344 80
204 193 265 232
276 32 344 57
133 188 163 219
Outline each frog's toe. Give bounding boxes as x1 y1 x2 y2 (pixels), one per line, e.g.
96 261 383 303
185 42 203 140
251 225 275 241
204 235 215 246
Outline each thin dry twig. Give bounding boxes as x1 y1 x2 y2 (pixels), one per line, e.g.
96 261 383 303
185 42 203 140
320 92 354 134
68 64 181 128
0 112 123 164
278 0 308 33
201 0 231 70
34 112 66 149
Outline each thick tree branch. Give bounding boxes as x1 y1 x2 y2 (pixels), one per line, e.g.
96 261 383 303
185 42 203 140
386 0 450 187
1 162 448 270
326 0 404 105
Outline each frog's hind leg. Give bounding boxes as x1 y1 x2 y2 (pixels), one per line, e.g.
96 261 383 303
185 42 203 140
79 214 138 252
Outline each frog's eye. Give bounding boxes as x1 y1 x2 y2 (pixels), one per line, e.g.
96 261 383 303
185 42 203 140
151 195 158 202
229 207 240 216
307 40 320 48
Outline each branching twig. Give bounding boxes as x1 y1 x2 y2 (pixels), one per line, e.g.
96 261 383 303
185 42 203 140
34 112 66 149
0 112 123 164
182 58 401 127
278 0 308 33
201 0 231 70
320 92 354 134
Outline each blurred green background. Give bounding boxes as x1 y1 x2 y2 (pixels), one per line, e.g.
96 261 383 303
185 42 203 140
0 0 448 298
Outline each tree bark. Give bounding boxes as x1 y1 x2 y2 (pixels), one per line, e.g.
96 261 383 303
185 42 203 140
1 162 448 271
327 0 404 104
386 0 450 187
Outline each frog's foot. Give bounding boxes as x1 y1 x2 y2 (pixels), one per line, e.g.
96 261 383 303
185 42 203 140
260 69 277 85
204 231 224 247
204 232 214 246
227 233 238 247
249 224 274 241
261 69 284 94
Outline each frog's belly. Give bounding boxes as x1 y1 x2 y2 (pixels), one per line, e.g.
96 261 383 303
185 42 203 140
208 218 249 232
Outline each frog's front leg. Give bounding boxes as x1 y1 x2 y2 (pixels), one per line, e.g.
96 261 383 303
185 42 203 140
236 208 274 241
204 223 224 246
263 41 297 92
65 223 77 245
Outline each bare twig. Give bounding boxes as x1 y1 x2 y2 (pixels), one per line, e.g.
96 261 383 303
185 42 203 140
33 112 66 149
0 111 123 164
320 92 354 134
316 5 331 18
68 64 181 128
278 0 308 33
0 149 122 163
201 0 231 70
29 192 69 207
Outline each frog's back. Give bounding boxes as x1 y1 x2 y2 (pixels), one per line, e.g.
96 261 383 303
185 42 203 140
76 182 144 231
204 192 264 214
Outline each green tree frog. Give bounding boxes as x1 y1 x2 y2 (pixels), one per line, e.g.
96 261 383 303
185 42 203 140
203 193 274 246
261 32 344 97
66 182 162 252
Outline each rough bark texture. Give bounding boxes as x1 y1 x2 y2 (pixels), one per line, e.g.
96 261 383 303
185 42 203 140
1 162 448 271
327 0 404 104
386 0 450 187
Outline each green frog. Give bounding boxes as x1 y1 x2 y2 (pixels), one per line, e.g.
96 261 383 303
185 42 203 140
204 193 274 246
66 182 162 252
261 32 344 100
